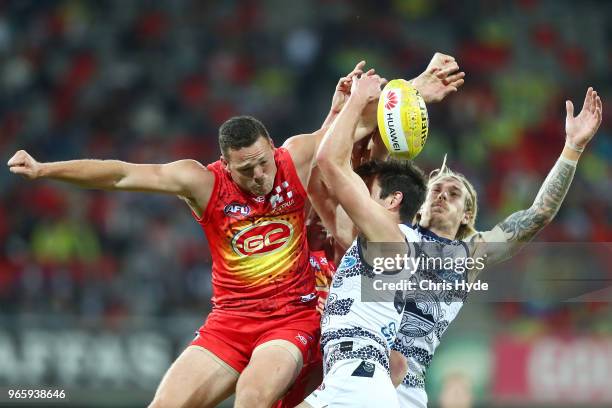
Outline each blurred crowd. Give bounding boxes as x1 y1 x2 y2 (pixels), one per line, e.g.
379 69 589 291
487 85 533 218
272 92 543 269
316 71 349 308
1 0 611 330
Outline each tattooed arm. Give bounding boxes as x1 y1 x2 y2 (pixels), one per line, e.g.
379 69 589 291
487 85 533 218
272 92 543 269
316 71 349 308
468 87 603 272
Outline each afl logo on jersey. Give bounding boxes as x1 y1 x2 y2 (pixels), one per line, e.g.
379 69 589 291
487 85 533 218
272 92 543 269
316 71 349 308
232 220 294 257
224 202 251 218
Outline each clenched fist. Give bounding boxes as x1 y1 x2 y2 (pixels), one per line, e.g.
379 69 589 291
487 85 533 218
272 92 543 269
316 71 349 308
7 150 42 180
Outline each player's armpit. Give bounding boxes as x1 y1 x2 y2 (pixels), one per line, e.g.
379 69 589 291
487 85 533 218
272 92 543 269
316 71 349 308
283 130 326 187
307 166 356 250
320 164 404 243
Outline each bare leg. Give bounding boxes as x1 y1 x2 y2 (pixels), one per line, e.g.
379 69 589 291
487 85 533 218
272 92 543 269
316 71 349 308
234 340 303 408
149 345 238 408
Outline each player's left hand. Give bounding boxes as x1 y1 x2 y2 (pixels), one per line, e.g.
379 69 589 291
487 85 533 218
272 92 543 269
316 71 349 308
350 74 387 105
412 52 465 103
565 87 603 151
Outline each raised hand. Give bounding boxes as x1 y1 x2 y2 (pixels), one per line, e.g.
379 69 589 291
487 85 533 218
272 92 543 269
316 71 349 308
330 60 367 114
350 74 387 105
412 52 465 103
565 87 603 151
7 150 41 180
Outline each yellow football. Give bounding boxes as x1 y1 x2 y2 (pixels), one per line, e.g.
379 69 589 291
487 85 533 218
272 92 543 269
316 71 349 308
377 79 429 159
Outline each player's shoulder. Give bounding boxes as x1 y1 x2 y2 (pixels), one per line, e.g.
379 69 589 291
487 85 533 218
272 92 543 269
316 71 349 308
282 129 323 149
169 159 212 181
164 160 215 202
464 226 505 244
282 130 323 163
173 158 208 172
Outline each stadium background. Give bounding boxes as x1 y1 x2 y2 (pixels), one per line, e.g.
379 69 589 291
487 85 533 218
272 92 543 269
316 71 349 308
1 0 611 406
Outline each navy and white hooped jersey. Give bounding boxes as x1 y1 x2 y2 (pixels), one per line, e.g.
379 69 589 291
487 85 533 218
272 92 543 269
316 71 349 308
320 224 419 375
394 225 470 406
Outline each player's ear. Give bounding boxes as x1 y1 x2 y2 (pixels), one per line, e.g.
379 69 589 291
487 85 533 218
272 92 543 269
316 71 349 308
389 191 403 210
461 210 472 226
267 137 275 148
220 155 230 172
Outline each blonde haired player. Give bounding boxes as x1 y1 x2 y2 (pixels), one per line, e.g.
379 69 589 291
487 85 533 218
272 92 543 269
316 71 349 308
392 86 602 407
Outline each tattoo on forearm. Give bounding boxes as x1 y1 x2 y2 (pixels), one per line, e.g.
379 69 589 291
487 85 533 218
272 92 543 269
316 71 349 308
497 159 575 242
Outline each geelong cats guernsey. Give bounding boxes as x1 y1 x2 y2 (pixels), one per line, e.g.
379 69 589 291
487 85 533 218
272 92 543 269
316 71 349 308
394 225 470 408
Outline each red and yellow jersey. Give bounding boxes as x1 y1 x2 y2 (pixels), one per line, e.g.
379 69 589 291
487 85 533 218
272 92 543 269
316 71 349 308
195 147 316 317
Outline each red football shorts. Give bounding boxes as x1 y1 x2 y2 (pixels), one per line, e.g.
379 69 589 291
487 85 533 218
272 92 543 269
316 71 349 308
274 339 323 407
191 307 321 375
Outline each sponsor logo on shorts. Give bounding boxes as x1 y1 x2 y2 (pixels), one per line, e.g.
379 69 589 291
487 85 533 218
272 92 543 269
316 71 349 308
232 220 294 257
339 341 353 352
296 333 308 345
351 361 376 378
224 202 251 218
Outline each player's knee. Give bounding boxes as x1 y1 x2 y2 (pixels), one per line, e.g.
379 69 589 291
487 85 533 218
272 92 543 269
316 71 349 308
148 392 181 408
147 396 168 408
235 385 270 408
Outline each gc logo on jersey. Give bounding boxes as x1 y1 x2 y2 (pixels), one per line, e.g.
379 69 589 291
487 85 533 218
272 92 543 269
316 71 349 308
232 220 294 257
224 202 251 218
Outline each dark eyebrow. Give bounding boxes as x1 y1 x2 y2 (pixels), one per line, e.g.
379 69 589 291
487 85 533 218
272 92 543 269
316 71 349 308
236 163 253 170
237 157 267 171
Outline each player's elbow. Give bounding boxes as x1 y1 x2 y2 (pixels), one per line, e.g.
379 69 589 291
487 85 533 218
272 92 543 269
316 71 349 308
534 206 556 229
315 150 341 179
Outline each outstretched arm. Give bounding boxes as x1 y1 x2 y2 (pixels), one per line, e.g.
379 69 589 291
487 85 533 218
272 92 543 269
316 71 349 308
316 74 406 243
307 165 356 251
472 87 603 266
411 52 465 103
308 130 389 252
7 151 214 215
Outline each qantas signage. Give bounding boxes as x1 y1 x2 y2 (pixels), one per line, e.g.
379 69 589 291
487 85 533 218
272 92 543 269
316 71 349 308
232 220 294 257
